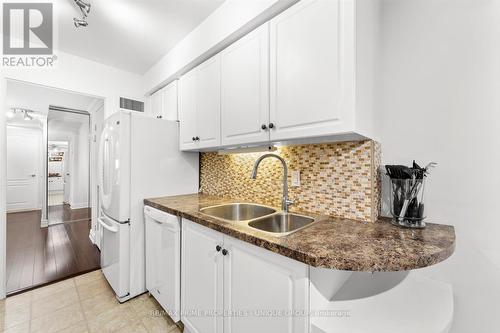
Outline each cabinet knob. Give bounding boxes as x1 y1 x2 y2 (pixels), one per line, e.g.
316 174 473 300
216 245 222 252
222 249 228 256
261 124 267 130
157 115 162 119
268 123 275 129
192 137 196 141
195 136 200 141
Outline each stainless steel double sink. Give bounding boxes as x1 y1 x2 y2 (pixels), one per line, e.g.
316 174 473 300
199 203 316 236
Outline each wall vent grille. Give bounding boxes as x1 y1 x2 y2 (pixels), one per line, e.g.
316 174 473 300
120 97 144 112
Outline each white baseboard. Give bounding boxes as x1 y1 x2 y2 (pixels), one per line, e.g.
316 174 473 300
70 202 90 209
89 229 96 244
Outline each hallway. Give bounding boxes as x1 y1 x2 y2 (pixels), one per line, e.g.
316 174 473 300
6 210 100 295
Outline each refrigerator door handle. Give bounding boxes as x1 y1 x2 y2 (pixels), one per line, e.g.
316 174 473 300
99 217 118 233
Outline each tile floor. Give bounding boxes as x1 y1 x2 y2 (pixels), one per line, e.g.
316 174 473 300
0 270 182 333
48 193 64 207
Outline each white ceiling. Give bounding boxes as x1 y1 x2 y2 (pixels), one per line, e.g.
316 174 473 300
57 0 225 74
6 80 101 114
48 110 89 134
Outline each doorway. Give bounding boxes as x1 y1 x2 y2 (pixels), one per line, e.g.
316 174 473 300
4 80 103 295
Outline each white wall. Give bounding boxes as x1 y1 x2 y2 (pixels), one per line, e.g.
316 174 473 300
0 74 6 299
48 125 89 209
74 123 90 209
376 1 500 332
142 0 298 94
1 49 143 119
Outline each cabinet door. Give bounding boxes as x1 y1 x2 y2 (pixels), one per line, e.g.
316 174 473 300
162 80 178 121
179 70 198 150
196 55 221 149
181 219 224 333
150 90 163 119
221 23 270 146
270 0 354 141
223 235 309 333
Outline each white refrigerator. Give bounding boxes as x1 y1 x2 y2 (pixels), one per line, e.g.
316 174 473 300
98 110 198 302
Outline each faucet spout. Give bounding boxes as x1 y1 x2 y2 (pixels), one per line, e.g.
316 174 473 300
250 153 293 212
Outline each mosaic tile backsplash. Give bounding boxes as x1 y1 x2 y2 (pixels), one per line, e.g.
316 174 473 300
200 140 381 223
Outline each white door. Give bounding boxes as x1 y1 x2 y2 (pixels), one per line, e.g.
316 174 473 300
181 219 224 333
196 55 221 149
179 69 199 150
221 23 270 146
161 80 178 121
145 207 181 322
223 235 309 333
99 112 131 222
269 0 353 141
99 214 130 299
6 127 40 212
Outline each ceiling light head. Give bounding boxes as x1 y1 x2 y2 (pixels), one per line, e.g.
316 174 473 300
74 17 88 28
74 0 91 15
23 110 33 121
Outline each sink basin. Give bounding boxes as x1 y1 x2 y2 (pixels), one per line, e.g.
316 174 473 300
199 203 276 222
248 213 316 235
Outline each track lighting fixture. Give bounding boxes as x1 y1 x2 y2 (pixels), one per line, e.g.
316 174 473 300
73 0 91 28
74 17 89 28
23 110 33 121
74 0 91 15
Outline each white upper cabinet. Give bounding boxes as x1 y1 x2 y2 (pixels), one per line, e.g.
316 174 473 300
269 0 355 141
177 0 376 151
161 80 179 121
150 89 163 119
179 69 199 150
196 55 221 149
220 24 270 147
149 80 178 120
179 55 221 151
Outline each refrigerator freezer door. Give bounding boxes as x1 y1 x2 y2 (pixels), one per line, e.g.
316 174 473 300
99 214 130 300
99 112 131 222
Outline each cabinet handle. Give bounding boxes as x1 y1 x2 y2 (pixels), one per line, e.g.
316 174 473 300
157 115 162 119
216 245 222 252
222 249 228 256
261 124 267 130
192 137 196 141
195 136 200 141
268 123 275 129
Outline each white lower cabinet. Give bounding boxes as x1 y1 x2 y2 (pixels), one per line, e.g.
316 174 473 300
181 219 224 333
181 219 309 333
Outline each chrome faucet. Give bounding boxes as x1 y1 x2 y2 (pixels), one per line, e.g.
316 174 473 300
251 153 293 212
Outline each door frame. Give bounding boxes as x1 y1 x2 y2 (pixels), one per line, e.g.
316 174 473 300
0 77 106 299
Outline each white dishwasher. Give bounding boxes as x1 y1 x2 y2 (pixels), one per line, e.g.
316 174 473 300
144 206 181 322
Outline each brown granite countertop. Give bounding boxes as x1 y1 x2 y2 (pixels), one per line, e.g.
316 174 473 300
144 193 456 272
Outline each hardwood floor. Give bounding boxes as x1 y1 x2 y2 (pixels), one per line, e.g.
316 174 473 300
6 210 100 295
48 204 91 224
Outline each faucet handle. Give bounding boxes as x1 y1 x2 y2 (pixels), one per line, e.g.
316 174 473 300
283 198 294 211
